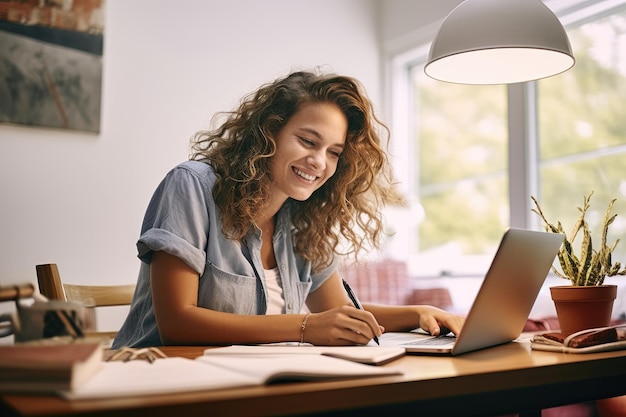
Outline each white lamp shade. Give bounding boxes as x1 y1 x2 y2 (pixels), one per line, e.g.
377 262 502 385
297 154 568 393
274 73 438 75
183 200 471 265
425 0 575 85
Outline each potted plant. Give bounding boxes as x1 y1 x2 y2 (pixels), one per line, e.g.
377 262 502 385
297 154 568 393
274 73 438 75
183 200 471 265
531 192 626 334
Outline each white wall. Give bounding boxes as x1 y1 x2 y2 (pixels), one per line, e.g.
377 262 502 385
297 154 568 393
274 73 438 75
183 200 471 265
0 0 380 285
379 0 462 55
0 0 388 332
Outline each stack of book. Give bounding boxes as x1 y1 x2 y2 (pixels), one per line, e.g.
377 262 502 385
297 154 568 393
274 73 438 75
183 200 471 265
0 343 103 393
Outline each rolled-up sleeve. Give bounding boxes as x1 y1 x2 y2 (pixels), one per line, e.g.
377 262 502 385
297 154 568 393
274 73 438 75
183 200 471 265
136 163 212 275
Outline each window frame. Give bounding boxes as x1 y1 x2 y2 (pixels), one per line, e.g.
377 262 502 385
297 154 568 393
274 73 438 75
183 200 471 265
384 0 626 276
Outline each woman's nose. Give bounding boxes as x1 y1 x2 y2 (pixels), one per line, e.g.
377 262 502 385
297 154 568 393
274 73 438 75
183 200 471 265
307 150 326 170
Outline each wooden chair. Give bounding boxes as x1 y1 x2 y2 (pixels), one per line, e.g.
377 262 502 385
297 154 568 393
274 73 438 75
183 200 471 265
36 263 135 339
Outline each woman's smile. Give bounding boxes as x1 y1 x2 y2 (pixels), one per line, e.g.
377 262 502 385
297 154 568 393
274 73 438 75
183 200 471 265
293 167 317 182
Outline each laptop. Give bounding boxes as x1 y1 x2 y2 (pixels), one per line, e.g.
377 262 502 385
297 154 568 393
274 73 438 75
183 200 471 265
377 228 563 355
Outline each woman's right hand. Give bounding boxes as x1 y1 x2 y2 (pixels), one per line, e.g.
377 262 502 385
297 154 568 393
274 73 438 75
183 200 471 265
302 305 384 346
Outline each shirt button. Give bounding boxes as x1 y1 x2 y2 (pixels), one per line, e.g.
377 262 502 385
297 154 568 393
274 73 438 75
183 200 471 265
288 303 293 310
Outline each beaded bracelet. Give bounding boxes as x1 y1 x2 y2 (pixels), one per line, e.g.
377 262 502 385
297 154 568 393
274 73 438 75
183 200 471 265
300 312 311 345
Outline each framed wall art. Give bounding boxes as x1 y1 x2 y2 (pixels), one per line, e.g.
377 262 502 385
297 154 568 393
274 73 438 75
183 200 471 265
0 0 105 133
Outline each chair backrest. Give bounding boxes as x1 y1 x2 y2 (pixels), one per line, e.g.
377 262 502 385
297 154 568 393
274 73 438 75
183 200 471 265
339 259 452 309
36 263 135 338
36 263 135 306
339 259 412 305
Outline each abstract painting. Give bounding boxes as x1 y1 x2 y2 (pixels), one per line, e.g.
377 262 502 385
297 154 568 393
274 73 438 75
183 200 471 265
0 0 105 133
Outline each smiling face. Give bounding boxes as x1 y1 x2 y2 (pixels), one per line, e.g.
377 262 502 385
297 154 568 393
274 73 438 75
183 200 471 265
269 102 348 203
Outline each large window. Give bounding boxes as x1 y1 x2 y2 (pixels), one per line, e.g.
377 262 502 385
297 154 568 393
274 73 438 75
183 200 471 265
537 6 626 267
389 1 626 278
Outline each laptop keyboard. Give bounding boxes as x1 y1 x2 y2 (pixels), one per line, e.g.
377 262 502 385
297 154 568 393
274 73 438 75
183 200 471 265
405 336 456 346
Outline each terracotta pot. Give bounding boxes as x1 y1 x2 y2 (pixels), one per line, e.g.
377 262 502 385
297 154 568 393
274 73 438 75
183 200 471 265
550 285 617 335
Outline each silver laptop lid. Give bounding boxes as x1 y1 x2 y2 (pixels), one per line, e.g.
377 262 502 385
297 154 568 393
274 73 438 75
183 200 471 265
451 228 562 355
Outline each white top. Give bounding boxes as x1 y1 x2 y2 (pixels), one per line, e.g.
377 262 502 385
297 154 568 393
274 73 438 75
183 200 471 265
264 267 285 315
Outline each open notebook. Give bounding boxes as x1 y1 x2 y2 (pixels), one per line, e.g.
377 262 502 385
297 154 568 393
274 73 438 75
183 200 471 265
378 228 563 355
203 345 405 365
62 355 403 400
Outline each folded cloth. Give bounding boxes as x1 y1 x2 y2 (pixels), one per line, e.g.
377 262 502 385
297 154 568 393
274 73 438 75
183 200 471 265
531 324 626 353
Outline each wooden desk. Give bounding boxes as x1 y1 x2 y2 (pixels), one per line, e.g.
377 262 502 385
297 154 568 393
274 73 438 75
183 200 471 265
2 337 626 417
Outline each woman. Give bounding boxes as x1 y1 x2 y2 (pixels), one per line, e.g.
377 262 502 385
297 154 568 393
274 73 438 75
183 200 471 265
113 70 464 348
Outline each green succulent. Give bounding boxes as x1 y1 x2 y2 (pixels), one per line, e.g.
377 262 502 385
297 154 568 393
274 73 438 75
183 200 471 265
531 192 626 286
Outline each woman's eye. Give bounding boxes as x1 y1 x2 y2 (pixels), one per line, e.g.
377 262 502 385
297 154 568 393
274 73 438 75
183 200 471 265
330 150 342 158
298 136 314 146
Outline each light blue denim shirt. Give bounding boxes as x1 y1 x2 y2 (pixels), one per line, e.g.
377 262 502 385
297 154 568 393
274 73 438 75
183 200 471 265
113 161 336 348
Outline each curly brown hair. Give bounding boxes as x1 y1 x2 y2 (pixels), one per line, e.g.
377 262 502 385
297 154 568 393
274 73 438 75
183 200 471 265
190 70 401 272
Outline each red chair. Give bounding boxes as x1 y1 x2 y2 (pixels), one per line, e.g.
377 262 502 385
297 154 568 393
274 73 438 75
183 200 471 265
339 259 452 309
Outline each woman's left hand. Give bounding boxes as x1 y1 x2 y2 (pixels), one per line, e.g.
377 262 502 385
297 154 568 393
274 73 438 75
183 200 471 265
416 306 465 336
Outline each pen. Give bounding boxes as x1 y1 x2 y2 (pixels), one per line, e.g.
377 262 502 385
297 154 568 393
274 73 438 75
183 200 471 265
342 279 380 345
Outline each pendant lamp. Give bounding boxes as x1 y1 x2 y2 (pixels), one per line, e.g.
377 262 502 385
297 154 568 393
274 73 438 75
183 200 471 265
425 0 575 85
